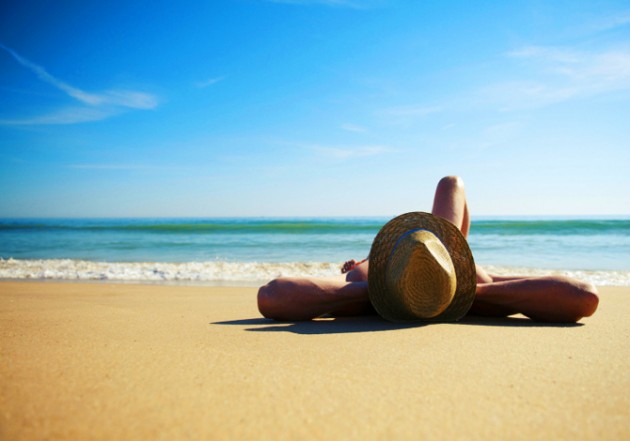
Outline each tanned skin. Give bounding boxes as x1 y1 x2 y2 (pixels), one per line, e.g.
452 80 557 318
258 176 599 323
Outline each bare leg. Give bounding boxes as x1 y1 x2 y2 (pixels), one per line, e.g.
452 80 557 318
427 176 599 321
339 176 479 276
258 273 599 322
340 176 471 278
257 175 600 323
431 176 470 238
472 276 599 322
431 176 491 283
258 277 369 321
341 258 368 274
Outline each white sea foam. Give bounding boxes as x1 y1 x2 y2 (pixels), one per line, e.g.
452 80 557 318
482 265 630 286
0 258 343 286
1 258 629 286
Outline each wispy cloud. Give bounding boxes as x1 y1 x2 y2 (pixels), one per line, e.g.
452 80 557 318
478 121 523 149
68 164 147 170
586 11 630 33
479 45 630 110
194 76 226 88
340 123 368 133
376 105 442 126
0 107 115 126
308 143 392 159
508 46 630 82
67 163 152 170
0 44 158 125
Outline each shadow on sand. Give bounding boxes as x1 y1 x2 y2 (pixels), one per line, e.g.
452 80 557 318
212 315 583 335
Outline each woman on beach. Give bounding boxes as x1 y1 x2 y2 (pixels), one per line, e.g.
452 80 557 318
257 176 599 323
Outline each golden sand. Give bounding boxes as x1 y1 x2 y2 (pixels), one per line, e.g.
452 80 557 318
1 281 628 440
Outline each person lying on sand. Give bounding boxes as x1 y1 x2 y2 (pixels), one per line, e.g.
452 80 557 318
257 176 599 323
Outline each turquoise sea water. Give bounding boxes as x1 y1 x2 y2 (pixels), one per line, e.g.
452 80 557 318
1 217 629 285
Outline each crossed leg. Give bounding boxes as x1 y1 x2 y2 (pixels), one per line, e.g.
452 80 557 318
341 176 486 282
431 175 470 238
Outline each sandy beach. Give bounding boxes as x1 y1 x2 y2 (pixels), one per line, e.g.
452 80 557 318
1 281 628 440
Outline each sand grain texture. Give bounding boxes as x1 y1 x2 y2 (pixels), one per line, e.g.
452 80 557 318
1 282 628 440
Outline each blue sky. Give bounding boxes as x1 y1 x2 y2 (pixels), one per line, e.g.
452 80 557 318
1 0 629 217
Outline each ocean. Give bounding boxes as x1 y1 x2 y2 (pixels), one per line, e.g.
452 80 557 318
1 217 629 286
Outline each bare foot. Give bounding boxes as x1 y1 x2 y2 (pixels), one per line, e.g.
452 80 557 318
341 260 357 274
341 258 368 274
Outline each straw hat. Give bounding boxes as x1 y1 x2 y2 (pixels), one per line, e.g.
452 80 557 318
368 212 477 322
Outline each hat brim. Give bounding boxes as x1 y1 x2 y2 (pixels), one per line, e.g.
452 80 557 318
368 212 477 322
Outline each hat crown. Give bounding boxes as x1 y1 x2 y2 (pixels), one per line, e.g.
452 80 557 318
368 212 476 323
384 229 457 319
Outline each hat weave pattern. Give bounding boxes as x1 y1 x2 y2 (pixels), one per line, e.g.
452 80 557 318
368 212 477 322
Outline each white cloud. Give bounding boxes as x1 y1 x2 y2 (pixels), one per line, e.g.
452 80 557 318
100 90 158 109
508 46 630 83
194 76 226 88
478 121 523 148
68 163 151 170
380 105 442 117
0 44 158 125
478 80 579 111
0 107 114 125
480 45 630 110
340 123 368 133
377 105 442 126
586 11 630 33
309 144 391 159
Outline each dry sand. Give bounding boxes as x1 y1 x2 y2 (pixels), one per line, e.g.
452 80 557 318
1 281 628 440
